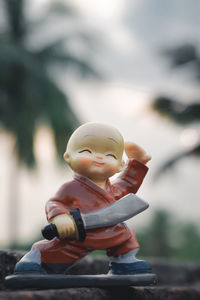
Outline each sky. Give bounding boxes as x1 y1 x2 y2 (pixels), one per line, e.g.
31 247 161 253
0 0 200 246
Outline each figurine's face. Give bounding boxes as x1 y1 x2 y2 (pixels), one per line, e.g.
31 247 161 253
64 124 124 181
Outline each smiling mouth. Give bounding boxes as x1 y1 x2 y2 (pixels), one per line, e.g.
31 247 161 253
93 161 105 166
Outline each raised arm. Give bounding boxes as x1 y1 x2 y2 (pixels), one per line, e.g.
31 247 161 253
110 142 151 199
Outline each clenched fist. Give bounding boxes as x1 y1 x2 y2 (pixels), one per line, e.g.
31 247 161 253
125 142 151 165
50 214 77 239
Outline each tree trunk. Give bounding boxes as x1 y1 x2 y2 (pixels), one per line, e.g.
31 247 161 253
8 146 20 249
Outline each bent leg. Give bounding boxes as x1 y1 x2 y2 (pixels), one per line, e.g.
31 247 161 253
107 229 152 275
33 237 92 273
14 237 92 274
34 237 91 264
107 228 139 257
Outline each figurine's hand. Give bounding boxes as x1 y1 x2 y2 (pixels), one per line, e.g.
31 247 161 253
50 214 76 238
124 142 151 165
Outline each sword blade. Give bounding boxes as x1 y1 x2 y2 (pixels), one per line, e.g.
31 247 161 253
81 193 149 230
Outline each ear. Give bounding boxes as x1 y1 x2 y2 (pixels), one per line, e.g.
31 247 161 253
63 152 70 165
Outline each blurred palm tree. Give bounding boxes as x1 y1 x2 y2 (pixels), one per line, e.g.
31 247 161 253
138 209 200 261
138 210 173 258
152 44 200 177
0 0 100 248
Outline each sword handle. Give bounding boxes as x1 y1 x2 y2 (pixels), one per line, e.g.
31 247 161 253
41 223 58 240
41 208 86 242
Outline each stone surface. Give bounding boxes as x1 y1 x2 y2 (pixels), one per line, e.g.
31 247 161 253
1 287 200 300
150 258 200 285
0 251 24 290
1 249 200 300
0 288 108 300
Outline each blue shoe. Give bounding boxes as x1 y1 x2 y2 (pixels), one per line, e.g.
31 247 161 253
14 261 44 274
108 260 152 275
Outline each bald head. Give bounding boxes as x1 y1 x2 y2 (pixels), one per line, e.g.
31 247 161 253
66 122 124 156
64 122 125 180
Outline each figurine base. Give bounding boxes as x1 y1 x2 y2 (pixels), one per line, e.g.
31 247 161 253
5 273 157 289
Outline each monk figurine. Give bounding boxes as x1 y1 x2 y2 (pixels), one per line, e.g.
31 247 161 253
14 122 152 275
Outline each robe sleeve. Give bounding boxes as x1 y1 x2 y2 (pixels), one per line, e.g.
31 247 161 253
110 159 148 200
45 184 71 221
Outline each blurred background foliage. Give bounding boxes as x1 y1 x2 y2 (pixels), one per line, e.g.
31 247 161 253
0 0 99 167
0 0 100 248
138 210 200 261
150 45 200 261
152 44 200 176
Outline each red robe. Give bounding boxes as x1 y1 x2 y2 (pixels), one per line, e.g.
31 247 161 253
34 160 148 264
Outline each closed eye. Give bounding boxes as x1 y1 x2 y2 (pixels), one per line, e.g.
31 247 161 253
78 149 92 154
106 153 117 159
